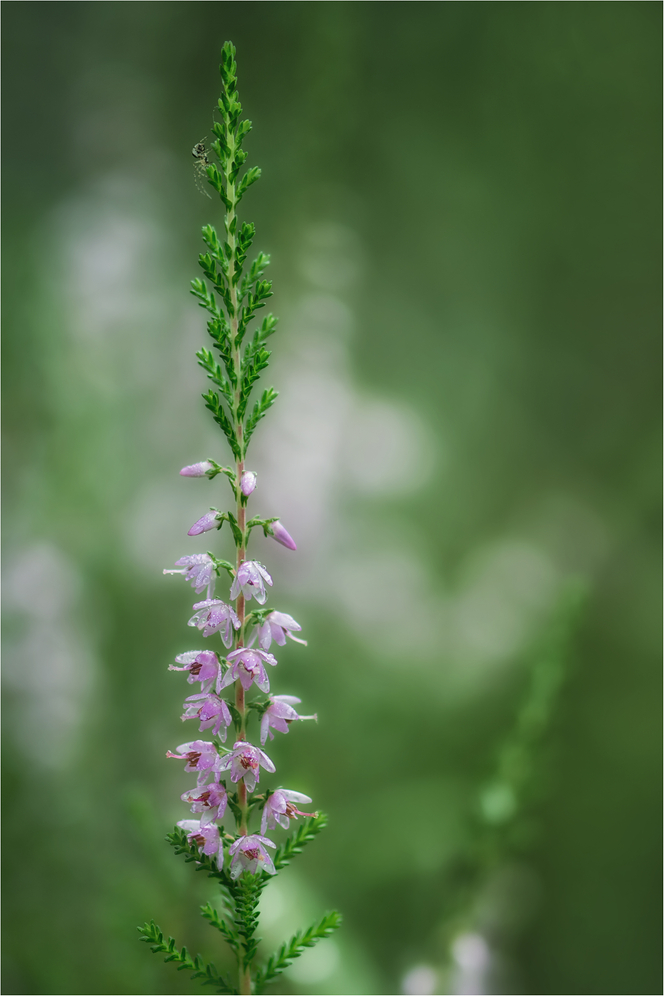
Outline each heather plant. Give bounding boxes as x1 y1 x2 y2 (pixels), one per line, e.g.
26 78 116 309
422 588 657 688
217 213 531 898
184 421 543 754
139 42 341 995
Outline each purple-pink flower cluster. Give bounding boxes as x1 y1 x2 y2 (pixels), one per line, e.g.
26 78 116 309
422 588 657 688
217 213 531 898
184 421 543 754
163 464 316 874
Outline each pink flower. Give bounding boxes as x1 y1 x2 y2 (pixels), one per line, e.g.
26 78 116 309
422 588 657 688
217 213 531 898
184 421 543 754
240 471 257 496
166 740 222 780
180 461 214 477
221 648 278 694
181 692 233 740
255 611 306 650
163 553 216 597
261 789 314 834
188 599 240 646
177 819 224 869
269 521 297 551
260 695 317 745
218 740 275 793
181 781 228 825
230 561 273 605
228 834 276 878
188 510 221 536
169 650 223 693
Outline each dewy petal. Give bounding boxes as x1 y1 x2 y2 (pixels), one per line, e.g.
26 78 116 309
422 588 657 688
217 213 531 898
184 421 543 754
268 611 301 631
254 562 273 586
180 461 214 477
192 598 217 610
219 667 236 691
254 834 277 848
177 819 201 833
282 789 313 805
254 670 270 694
257 622 272 650
261 851 276 875
257 747 276 773
188 511 220 536
238 665 256 691
173 650 204 665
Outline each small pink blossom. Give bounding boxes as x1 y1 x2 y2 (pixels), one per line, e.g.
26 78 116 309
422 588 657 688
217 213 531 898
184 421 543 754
255 611 307 650
228 833 276 878
188 510 221 536
181 692 233 740
261 789 314 835
169 650 223 694
240 471 257 496
163 553 216 598
180 461 214 477
218 740 275 793
221 648 278 694
181 781 228 824
230 561 273 605
177 819 224 869
260 695 317 745
166 740 222 780
188 599 240 647
269 521 297 551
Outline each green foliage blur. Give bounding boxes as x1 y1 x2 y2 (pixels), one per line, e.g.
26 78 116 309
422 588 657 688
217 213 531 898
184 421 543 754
2 3 660 995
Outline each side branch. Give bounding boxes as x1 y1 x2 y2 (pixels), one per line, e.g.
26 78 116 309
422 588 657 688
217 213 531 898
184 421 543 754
253 911 343 993
270 812 329 873
138 920 237 994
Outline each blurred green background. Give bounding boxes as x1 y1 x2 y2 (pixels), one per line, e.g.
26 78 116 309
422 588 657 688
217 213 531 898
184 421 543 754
2 3 661 994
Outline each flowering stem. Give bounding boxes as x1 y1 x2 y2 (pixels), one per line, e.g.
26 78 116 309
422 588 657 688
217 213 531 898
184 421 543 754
147 42 341 996
221 108 251 842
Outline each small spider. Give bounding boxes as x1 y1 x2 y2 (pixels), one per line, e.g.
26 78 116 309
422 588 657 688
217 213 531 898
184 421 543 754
192 138 212 198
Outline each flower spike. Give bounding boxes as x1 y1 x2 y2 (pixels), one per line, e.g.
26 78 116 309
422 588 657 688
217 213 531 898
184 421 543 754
143 40 340 992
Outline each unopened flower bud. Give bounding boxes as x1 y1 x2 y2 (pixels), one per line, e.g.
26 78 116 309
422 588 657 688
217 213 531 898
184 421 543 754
269 520 297 551
188 511 220 536
180 461 214 477
241 471 257 496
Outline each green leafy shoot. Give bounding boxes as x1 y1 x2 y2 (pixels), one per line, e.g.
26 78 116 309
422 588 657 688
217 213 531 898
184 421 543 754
271 813 329 873
243 388 278 454
253 911 343 993
138 920 237 994
201 901 240 955
203 389 241 459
